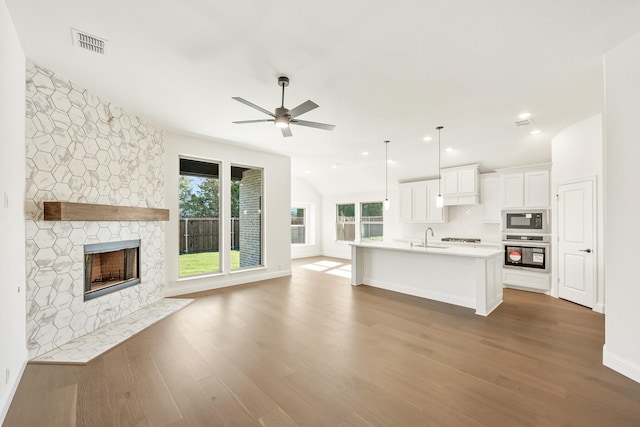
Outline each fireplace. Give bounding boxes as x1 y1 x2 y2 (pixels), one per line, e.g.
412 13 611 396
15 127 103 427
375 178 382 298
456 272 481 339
84 240 140 301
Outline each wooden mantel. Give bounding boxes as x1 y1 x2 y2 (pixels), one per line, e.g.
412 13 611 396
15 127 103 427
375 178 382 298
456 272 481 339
44 202 170 221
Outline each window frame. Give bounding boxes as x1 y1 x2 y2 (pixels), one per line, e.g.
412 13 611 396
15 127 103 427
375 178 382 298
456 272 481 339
178 156 222 278
360 201 384 242
230 163 264 271
291 207 306 245
336 203 356 242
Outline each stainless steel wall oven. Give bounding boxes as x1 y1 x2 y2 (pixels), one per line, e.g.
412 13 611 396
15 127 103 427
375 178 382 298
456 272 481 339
502 234 550 272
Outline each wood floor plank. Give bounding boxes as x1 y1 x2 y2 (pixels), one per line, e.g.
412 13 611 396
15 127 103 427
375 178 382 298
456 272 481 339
4 256 640 427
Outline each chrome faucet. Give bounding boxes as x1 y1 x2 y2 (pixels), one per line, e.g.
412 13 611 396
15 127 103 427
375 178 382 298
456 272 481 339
424 227 434 247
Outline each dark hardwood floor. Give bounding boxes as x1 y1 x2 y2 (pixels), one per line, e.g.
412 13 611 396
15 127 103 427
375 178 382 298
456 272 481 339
4 257 640 426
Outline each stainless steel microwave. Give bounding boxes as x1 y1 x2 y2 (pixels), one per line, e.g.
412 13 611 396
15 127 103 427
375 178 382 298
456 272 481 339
502 209 550 234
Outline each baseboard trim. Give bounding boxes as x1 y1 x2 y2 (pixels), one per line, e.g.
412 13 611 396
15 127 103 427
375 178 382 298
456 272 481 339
291 251 322 259
164 269 292 297
593 302 605 314
0 349 28 425
603 344 640 384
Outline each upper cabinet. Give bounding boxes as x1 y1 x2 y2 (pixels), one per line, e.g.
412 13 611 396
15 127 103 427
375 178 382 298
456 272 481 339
479 173 501 222
497 164 551 208
399 179 447 223
440 164 480 206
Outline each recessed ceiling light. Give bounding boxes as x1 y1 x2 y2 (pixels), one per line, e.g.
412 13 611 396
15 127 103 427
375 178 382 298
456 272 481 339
423 136 432 142
445 147 454 152
518 112 531 119
530 129 541 135
387 159 393 163
305 170 311 174
332 163 341 169
362 151 369 156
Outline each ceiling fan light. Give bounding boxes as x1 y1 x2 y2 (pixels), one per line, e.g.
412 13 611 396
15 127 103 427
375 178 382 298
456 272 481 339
275 116 289 128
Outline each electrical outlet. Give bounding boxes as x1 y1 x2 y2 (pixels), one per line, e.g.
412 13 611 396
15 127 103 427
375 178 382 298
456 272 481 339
6 368 10 384
3 192 8 208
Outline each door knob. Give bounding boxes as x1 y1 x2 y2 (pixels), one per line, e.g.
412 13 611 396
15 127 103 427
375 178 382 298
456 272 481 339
579 249 592 253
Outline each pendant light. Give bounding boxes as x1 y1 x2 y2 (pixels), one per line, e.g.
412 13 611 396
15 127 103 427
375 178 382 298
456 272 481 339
436 126 444 208
384 140 390 210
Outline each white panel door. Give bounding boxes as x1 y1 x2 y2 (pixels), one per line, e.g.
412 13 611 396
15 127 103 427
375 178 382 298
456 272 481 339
557 179 595 308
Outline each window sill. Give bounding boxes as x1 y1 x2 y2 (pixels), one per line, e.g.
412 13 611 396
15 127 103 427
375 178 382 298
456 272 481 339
230 266 267 275
177 271 225 283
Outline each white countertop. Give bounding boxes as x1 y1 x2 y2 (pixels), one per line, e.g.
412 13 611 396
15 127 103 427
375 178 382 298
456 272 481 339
351 241 503 259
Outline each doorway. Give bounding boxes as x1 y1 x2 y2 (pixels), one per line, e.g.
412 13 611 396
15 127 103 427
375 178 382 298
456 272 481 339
556 178 596 308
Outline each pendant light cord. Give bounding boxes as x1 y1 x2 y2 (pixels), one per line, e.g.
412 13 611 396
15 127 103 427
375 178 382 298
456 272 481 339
436 126 443 195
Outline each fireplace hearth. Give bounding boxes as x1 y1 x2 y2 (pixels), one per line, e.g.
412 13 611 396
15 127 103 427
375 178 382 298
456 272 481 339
84 240 140 301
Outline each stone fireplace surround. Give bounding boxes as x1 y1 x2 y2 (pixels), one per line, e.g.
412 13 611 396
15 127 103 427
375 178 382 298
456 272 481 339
25 61 166 358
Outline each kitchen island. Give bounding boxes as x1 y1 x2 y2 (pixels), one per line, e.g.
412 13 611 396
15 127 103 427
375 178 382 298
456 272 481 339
351 242 503 316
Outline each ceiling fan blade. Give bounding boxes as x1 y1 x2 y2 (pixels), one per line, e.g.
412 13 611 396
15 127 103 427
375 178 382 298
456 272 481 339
232 97 275 117
287 100 319 119
232 119 274 124
281 126 293 137
291 119 335 131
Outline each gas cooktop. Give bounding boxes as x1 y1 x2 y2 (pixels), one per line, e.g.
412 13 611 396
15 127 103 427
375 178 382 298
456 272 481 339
441 237 481 243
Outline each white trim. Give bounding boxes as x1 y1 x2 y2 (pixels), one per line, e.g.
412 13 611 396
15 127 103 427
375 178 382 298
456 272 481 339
322 250 352 260
603 345 640 384
163 269 291 297
0 349 28 425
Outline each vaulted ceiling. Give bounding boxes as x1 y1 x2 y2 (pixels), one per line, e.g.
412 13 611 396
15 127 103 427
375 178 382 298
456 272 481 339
7 0 640 195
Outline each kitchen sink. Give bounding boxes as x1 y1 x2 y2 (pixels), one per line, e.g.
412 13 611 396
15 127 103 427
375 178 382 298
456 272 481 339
411 243 449 249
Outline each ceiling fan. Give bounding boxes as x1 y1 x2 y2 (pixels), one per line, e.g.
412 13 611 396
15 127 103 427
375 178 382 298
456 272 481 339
232 76 335 137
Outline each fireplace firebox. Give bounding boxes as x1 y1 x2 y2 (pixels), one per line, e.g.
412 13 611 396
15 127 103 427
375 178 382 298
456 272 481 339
84 240 140 301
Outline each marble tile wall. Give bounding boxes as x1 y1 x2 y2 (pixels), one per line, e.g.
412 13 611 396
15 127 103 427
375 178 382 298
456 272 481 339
24 61 166 358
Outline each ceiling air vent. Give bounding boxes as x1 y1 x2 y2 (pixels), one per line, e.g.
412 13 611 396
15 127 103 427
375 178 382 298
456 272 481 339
515 118 535 127
71 28 107 54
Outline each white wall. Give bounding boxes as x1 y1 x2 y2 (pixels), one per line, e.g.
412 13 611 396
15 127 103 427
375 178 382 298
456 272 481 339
0 0 27 422
603 32 640 383
164 133 292 296
551 114 605 311
291 177 323 259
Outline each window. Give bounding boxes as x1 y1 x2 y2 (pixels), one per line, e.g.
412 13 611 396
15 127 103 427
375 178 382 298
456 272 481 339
178 158 221 277
231 165 263 270
361 202 384 242
336 203 355 241
291 208 305 244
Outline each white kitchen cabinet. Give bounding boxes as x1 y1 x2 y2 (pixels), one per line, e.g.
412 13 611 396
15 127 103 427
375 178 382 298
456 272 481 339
497 164 550 208
524 170 550 208
502 268 550 291
399 186 413 222
440 164 480 205
500 172 525 207
399 180 446 223
426 180 445 222
480 173 501 222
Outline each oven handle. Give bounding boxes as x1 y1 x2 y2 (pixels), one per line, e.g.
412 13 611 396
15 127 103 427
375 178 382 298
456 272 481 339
502 241 550 248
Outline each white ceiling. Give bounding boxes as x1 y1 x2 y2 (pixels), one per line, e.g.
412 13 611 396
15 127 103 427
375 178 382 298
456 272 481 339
7 0 640 195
